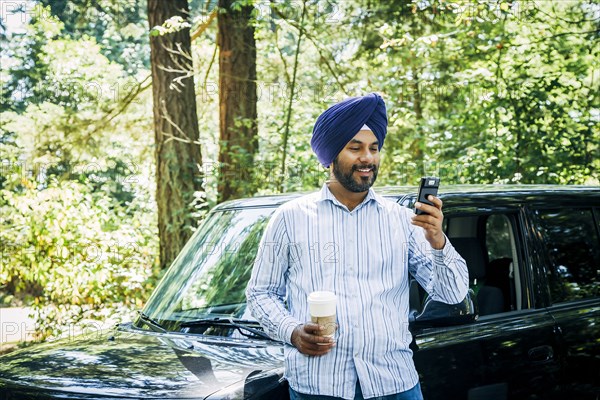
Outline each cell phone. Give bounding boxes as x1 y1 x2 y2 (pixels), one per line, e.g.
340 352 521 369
414 177 440 215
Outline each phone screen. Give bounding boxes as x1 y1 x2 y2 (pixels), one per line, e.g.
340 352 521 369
415 177 440 215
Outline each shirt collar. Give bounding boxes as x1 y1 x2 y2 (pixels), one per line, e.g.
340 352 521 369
317 183 385 211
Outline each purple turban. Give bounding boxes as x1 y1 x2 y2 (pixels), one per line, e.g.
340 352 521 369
311 93 388 167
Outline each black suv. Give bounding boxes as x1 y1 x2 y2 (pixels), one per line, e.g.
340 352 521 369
0 185 598 399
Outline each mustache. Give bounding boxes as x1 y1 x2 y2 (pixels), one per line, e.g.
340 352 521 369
351 164 377 171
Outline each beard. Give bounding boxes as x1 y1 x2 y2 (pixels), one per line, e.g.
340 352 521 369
332 157 379 193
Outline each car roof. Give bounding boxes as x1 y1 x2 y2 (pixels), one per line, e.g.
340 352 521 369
213 184 600 210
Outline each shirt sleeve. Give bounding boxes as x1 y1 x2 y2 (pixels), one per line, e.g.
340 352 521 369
405 208 470 305
245 207 302 345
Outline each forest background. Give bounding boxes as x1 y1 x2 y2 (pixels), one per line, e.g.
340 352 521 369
0 0 598 344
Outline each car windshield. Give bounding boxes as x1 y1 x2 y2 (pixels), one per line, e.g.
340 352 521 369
140 206 275 332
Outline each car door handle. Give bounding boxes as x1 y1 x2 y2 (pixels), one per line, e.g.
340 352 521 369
528 345 554 363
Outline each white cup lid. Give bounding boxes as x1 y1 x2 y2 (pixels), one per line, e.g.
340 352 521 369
307 291 336 317
307 291 336 304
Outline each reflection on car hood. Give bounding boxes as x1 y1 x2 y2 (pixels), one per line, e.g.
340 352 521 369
0 323 284 399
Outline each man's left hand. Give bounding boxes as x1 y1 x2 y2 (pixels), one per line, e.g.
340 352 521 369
411 195 446 250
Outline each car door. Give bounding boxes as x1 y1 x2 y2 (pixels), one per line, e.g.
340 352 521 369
529 205 600 397
411 204 562 400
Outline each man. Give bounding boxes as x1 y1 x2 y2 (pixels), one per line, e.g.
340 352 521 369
246 93 469 399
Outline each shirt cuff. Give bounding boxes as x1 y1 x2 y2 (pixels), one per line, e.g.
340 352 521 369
278 315 302 346
432 234 451 260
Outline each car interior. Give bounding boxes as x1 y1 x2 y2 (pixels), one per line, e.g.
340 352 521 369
409 213 523 320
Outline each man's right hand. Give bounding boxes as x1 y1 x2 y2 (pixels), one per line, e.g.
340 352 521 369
291 323 336 356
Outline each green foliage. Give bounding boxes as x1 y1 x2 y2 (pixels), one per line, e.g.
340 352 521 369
235 0 596 191
1 6 158 340
0 177 159 339
239 0 599 188
38 0 150 73
361 0 599 185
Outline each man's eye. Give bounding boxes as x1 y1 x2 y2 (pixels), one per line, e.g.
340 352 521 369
349 148 359 151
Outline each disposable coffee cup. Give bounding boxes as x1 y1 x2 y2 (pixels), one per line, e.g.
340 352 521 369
307 291 337 342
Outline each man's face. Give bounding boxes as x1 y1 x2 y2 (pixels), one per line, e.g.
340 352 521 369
331 130 380 193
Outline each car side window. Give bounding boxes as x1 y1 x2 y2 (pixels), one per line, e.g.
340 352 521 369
446 213 521 315
535 208 600 303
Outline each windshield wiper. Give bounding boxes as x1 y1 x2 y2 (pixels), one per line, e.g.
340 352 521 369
180 317 276 341
137 310 167 333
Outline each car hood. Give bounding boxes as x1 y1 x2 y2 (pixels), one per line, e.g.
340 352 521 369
0 323 285 399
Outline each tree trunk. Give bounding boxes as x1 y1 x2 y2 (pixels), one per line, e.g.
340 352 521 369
217 0 258 202
148 0 203 269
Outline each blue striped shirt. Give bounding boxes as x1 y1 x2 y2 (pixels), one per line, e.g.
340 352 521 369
246 184 469 399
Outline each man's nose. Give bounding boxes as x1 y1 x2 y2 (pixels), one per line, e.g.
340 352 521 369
358 149 374 163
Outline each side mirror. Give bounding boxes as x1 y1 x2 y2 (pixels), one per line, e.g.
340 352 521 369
409 289 478 328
